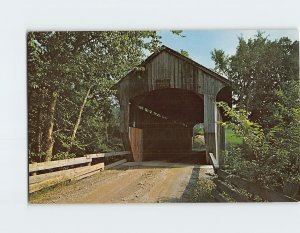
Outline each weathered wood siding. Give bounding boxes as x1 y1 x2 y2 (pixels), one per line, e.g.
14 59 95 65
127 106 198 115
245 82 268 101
145 51 226 96
118 50 228 106
116 47 231 163
129 127 143 162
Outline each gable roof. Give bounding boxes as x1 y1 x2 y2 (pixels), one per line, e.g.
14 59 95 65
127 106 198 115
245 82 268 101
112 45 231 89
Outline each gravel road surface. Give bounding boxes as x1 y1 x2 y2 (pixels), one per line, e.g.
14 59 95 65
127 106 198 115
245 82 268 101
29 161 214 204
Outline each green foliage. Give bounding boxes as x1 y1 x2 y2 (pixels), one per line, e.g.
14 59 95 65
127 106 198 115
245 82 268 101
212 32 299 191
179 49 189 58
192 124 205 150
187 178 215 202
225 129 243 145
212 32 299 129
28 150 45 163
267 80 300 183
193 123 204 135
217 102 265 149
52 152 76 161
171 30 185 37
192 137 205 150
211 49 229 76
28 31 162 162
218 101 300 189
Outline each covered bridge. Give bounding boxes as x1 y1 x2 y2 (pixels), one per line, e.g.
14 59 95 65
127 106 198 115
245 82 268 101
113 46 232 165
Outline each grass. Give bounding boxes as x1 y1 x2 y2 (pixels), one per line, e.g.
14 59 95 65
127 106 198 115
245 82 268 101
192 128 242 148
225 128 243 145
28 179 76 203
194 123 242 145
187 177 216 202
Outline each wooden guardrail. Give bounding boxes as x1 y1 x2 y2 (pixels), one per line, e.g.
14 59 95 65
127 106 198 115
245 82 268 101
29 157 93 173
85 151 129 159
209 153 219 170
212 169 298 202
29 151 130 194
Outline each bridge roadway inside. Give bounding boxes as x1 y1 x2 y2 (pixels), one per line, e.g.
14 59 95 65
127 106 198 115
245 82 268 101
30 161 215 204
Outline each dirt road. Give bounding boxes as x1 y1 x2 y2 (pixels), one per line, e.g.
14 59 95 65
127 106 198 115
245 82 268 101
29 161 215 204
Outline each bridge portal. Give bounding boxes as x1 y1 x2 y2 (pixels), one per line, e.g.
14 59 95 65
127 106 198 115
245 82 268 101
113 46 231 164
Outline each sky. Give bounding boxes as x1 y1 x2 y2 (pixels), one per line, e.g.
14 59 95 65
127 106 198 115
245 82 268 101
158 29 299 69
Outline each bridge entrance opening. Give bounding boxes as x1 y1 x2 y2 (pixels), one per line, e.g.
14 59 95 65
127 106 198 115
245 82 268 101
114 46 232 165
192 123 205 151
129 88 206 162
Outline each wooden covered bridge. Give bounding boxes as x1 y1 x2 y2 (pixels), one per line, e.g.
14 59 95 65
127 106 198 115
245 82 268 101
113 46 232 165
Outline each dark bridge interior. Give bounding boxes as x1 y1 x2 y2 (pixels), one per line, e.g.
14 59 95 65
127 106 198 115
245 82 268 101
131 88 204 126
129 88 205 162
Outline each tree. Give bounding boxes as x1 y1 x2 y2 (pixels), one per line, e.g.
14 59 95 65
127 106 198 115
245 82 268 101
28 31 161 162
210 49 229 76
213 32 300 189
180 49 189 58
211 32 299 129
171 30 185 37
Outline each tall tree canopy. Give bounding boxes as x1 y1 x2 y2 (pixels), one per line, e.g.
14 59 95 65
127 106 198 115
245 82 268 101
28 31 161 162
211 32 299 129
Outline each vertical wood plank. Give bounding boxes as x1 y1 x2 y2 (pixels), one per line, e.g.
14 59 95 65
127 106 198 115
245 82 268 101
178 60 182 88
169 54 174 87
174 58 178 88
129 127 143 162
182 62 186 89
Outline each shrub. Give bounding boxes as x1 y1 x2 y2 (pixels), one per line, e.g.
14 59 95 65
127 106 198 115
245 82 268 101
218 102 300 190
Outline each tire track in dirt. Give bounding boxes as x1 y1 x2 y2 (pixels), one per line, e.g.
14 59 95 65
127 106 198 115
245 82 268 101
29 162 214 204
70 168 165 203
135 167 194 203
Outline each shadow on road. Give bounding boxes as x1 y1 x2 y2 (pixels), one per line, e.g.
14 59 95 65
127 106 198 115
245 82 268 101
181 166 201 201
158 165 215 203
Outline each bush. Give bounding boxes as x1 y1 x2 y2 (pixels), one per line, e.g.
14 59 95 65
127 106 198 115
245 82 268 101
218 102 300 190
52 152 76 161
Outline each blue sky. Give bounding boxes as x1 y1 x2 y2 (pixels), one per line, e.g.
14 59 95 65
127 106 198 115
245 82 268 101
158 29 299 69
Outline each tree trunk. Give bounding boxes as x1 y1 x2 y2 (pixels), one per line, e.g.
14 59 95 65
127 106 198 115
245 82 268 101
44 94 58 162
245 83 254 112
105 122 109 143
67 86 92 153
36 106 43 162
